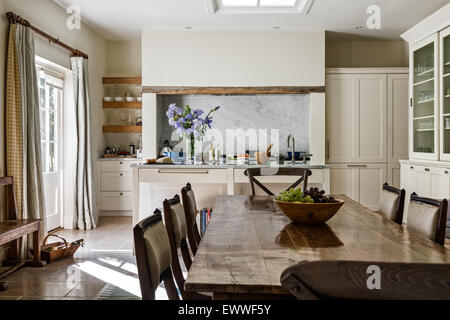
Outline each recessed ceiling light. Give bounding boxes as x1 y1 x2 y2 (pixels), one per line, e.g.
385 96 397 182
185 26 192 29
273 26 281 29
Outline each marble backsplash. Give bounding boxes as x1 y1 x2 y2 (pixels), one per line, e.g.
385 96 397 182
158 94 310 157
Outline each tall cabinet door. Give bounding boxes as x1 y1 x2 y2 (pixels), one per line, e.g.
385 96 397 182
326 74 386 163
358 164 387 211
410 34 439 160
440 26 450 161
326 75 358 162
358 74 387 162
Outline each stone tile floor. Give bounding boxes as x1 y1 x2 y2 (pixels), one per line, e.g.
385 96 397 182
0 217 168 300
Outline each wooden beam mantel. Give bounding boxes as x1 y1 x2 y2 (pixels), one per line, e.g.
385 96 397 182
142 86 325 95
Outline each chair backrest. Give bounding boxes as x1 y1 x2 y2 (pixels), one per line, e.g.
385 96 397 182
0 176 18 220
407 193 448 245
244 168 312 196
163 195 194 299
133 210 179 300
181 183 202 255
378 182 406 225
281 260 450 300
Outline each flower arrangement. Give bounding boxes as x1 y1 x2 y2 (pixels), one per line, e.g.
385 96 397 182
166 103 220 163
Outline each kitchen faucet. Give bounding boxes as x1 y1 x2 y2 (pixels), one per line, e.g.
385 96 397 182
287 134 295 165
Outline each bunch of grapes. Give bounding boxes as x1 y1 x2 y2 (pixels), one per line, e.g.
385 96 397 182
303 187 338 203
277 188 314 203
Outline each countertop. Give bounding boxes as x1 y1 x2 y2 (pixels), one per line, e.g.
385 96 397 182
131 163 330 169
98 158 142 161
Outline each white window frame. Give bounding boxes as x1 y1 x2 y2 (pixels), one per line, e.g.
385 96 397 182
205 0 314 14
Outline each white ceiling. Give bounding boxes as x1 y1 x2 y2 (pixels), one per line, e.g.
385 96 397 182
54 0 450 41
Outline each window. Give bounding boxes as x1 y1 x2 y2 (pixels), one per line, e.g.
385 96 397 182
222 0 297 7
38 68 63 173
208 0 312 14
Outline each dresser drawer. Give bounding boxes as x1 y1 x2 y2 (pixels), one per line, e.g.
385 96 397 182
101 161 137 172
101 192 132 211
101 172 132 191
139 168 228 184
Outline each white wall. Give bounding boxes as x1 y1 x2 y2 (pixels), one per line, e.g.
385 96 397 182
142 30 325 87
105 39 142 77
0 0 107 229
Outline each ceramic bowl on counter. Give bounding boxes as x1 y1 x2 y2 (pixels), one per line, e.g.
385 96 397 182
103 97 113 102
114 97 125 102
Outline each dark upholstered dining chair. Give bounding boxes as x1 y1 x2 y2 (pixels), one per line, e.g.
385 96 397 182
407 193 448 245
244 167 312 196
163 195 210 300
133 210 179 300
181 183 202 255
281 260 450 300
377 183 406 225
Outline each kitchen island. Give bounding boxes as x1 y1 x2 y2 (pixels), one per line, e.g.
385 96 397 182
131 163 330 225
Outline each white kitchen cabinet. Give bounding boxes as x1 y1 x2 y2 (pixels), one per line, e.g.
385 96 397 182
330 163 386 210
326 73 387 163
409 34 440 161
99 159 140 215
388 74 409 165
440 26 450 161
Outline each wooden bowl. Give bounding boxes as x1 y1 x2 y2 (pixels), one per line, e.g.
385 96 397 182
273 199 345 224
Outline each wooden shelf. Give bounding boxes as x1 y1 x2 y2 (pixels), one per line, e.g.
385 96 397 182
103 77 142 85
103 125 142 133
103 101 142 109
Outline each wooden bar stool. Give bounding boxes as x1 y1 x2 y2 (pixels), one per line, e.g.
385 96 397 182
244 167 312 196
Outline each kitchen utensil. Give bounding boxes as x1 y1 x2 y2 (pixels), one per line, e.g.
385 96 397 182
256 152 270 165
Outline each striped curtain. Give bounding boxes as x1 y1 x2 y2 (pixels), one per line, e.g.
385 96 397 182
6 23 46 255
6 23 23 218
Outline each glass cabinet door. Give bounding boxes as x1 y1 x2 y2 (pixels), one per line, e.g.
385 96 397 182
411 34 439 160
440 26 450 161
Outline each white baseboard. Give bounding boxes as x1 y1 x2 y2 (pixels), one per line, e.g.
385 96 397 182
100 210 132 217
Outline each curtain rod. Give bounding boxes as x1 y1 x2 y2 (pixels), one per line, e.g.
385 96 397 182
6 11 88 59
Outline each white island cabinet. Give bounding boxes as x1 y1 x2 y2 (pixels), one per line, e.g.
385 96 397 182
131 164 330 226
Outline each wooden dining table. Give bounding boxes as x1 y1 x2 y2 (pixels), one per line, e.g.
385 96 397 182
184 195 450 299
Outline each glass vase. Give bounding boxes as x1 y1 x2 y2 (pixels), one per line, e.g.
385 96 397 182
186 134 196 165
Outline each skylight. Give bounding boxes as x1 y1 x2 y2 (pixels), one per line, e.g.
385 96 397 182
208 0 312 15
222 0 297 7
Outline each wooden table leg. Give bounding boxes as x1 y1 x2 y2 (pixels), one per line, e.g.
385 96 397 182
30 229 46 267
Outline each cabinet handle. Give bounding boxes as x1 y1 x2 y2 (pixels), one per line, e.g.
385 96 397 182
120 193 123 196
425 168 430 172
120 173 123 176
158 169 209 174
347 164 367 168
410 166 414 169
120 162 123 165
326 140 330 159
445 171 449 174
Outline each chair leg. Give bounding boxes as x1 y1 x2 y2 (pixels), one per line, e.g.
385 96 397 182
0 282 8 292
30 230 46 267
